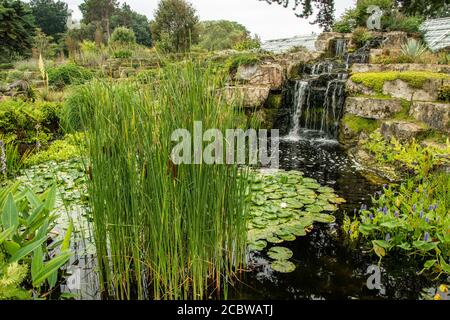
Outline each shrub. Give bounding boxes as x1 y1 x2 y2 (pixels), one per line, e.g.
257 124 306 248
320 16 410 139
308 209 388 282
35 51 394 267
352 27 373 48
233 38 261 51
110 27 136 46
332 20 354 33
438 85 450 103
47 63 93 89
112 49 133 59
0 100 63 144
387 15 423 33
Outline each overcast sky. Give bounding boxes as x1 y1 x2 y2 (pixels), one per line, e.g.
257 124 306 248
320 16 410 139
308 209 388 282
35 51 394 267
62 0 356 41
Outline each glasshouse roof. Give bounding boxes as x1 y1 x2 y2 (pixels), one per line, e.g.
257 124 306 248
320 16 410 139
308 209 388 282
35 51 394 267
421 17 450 51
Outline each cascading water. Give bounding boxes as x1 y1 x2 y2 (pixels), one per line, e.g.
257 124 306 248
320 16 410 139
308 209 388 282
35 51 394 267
286 60 348 139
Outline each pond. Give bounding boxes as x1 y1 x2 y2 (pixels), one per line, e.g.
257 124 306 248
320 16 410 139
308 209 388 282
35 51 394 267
230 129 439 300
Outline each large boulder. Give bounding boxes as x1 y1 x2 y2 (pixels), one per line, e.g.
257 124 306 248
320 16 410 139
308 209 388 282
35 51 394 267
382 78 447 101
222 85 271 109
380 121 427 141
410 101 450 133
352 63 450 74
382 32 408 49
345 97 403 119
235 63 284 89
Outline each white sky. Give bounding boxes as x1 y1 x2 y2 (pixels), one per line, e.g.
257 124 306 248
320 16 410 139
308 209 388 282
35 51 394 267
62 0 356 41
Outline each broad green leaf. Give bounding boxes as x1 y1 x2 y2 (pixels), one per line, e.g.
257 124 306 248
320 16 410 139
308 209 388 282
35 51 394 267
2 193 18 230
47 270 58 289
271 260 296 273
0 227 15 244
32 251 72 287
43 184 57 213
61 220 73 252
423 259 437 269
4 240 21 256
25 203 45 227
9 236 48 263
31 246 43 281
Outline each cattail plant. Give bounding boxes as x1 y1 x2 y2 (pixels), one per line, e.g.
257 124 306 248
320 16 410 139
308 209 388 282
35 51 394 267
0 140 6 177
74 61 250 300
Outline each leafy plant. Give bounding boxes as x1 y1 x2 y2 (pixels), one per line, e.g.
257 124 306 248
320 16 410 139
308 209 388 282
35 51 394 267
438 84 450 103
344 172 450 277
112 49 132 59
352 27 373 48
47 63 93 90
401 39 428 60
0 183 73 299
109 26 136 47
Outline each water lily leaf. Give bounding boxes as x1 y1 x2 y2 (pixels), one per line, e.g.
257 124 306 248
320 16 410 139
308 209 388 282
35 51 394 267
267 246 293 260
267 193 283 200
266 236 283 244
322 204 338 212
305 205 323 213
248 240 267 251
271 260 296 273
252 194 266 206
285 199 304 209
312 213 336 223
279 233 296 241
318 186 335 193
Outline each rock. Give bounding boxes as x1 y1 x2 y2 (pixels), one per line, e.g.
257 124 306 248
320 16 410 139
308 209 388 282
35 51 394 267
345 97 403 119
380 121 427 141
235 63 284 89
222 85 271 109
345 79 375 96
410 101 450 132
382 78 447 101
351 63 450 74
382 32 408 49
314 32 348 52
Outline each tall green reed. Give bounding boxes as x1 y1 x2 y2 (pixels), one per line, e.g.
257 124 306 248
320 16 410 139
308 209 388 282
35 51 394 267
75 61 250 299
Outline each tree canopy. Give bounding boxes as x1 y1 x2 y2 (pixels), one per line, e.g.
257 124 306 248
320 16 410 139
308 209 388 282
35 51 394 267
29 0 68 41
79 0 118 39
151 0 199 53
0 0 36 61
197 20 252 51
110 3 152 47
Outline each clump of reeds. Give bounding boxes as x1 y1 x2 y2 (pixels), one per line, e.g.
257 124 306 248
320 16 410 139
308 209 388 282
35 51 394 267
75 61 250 300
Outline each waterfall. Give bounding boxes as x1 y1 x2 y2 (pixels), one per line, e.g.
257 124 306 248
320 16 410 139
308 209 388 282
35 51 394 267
335 39 348 57
287 81 309 138
285 60 347 139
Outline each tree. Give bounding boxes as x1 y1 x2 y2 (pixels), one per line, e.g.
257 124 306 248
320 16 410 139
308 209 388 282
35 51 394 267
110 3 152 47
0 0 36 61
395 0 450 18
151 0 199 53
79 0 118 40
258 0 335 31
29 0 68 41
197 20 251 51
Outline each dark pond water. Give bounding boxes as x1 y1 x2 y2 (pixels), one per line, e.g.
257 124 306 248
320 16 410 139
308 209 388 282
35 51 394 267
230 130 439 300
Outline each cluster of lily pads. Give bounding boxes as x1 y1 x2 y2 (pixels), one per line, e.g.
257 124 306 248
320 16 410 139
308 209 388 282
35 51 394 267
247 169 345 273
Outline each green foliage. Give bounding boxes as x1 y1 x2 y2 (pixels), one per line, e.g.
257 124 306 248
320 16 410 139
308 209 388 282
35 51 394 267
350 71 450 94
0 99 63 144
110 3 152 47
342 114 379 134
24 133 83 166
150 0 199 53
0 184 73 297
30 0 69 41
386 13 423 33
135 69 159 85
74 61 250 299
233 38 261 51
197 20 251 51
79 0 117 38
352 27 374 48
109 26 136 46
225 52 264 74
362 131 450 178
0 0 36 62
0 136 29 180
344 172 450 276
438 84 450 103
112 49 132 59
0 252 30 300
47 63 93 90
401 39 428 59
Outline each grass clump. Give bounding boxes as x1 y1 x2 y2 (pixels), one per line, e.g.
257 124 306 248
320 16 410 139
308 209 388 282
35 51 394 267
342 114 379 134
74 61 251 300
351 72 450 94
226 52 266 74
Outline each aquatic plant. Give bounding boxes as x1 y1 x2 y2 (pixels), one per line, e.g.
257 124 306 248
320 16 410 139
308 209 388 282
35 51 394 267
0 184 73 297
248 170 345 273
344 172 450 277
74 61 250 299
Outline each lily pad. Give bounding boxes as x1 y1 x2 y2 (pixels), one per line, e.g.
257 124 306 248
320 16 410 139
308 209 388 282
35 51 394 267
267 246 293 260
271 260 296 273
247 240 267 251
